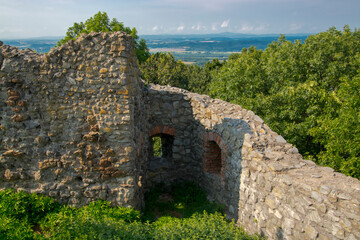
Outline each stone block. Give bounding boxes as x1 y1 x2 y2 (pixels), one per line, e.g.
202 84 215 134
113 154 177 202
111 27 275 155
305 225 318 239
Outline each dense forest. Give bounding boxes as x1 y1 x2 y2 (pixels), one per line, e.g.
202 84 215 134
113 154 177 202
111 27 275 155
43 12 360 179
140 26 360 179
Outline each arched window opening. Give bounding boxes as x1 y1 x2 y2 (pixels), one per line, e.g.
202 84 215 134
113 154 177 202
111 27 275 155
150 134 174 159
149 126 176 159
204 140 222 174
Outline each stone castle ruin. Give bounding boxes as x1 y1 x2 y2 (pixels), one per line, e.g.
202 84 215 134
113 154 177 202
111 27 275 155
0 32 359 239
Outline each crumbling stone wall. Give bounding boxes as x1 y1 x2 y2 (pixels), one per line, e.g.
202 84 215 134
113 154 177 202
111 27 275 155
1 32 359 240
146 85 246 219
239 125 360 240
146 84 360 240
0 32 147 208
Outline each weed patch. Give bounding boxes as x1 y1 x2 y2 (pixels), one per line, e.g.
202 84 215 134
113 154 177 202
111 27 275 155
0 185 262 239
142 182 223 221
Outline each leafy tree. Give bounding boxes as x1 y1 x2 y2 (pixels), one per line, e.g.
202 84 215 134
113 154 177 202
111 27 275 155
310 69 360 178
140 53 221 94
186 59 224 94
140 52 189 89
209 26 360 178
209 46 266 104
57 11 150 63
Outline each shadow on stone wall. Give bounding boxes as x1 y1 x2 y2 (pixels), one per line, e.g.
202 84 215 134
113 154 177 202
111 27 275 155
146 84 253 220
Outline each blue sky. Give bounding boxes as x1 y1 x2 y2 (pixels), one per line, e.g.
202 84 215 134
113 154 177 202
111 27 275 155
0 0 359 39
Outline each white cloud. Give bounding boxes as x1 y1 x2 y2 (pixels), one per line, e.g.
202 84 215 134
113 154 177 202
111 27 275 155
191 23 203 31
240 24 254 32
152 25 159 31
235 23 269 33
289 23 302 31
255 24 267 31
221 19 230 28
212 23 217 31
177 25 184 32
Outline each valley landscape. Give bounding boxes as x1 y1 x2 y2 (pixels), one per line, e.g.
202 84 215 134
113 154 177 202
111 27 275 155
2 33 309 65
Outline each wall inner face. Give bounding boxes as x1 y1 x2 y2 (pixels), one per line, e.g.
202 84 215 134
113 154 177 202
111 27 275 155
1 32 360 240
203 140 222 174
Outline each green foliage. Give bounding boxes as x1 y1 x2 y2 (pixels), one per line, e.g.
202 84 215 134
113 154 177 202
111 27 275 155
152 212 261 240
40 200 141 232
140 52 189 89
209 46 265 104
140 52 219 94
208 26 360 178
81 200 141 222
142 182 223 222
57 11 149 63
0 187 260 239
40 204 148 240
171 182 207 204
0 189 59 240
0 189 60 224
186 59 224 94
0 216 39 240
310 72 360 178
152 136 162 157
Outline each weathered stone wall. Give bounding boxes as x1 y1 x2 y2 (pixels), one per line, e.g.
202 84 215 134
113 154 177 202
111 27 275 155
0 32 147 208
146 85 247 219
146 84 360 240
239 122 360 240
146 86 200 185
1 32 359 240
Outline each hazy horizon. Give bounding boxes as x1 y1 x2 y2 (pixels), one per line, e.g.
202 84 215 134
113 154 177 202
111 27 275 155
1 0 359 39
1 31 314 41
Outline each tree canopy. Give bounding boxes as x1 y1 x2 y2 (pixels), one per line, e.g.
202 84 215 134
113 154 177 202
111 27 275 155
58 11 150 63
208 26 360 178
140 52 218 94
140 26 360 179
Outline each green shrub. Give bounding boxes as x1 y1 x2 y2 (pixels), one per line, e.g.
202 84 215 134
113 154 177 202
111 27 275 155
143 182 223 221
0 187 261 239
79 200 141 222
40 200 145 239
0 189 60 224
152 212 261 240
0 216 41 240
40 206 149 239
42 217 150 240
171 182 224 217
171 181 207 204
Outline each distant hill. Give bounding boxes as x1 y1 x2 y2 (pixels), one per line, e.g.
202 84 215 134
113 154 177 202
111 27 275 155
142 32 310 65
2 37 62 53
142 33 309 52
1 33 310 65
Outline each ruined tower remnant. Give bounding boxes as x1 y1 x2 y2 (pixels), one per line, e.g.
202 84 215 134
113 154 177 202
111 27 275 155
1 32 359 240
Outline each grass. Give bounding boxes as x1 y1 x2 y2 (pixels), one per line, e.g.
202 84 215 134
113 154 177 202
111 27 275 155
142 181 224 222
0 184 263 239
